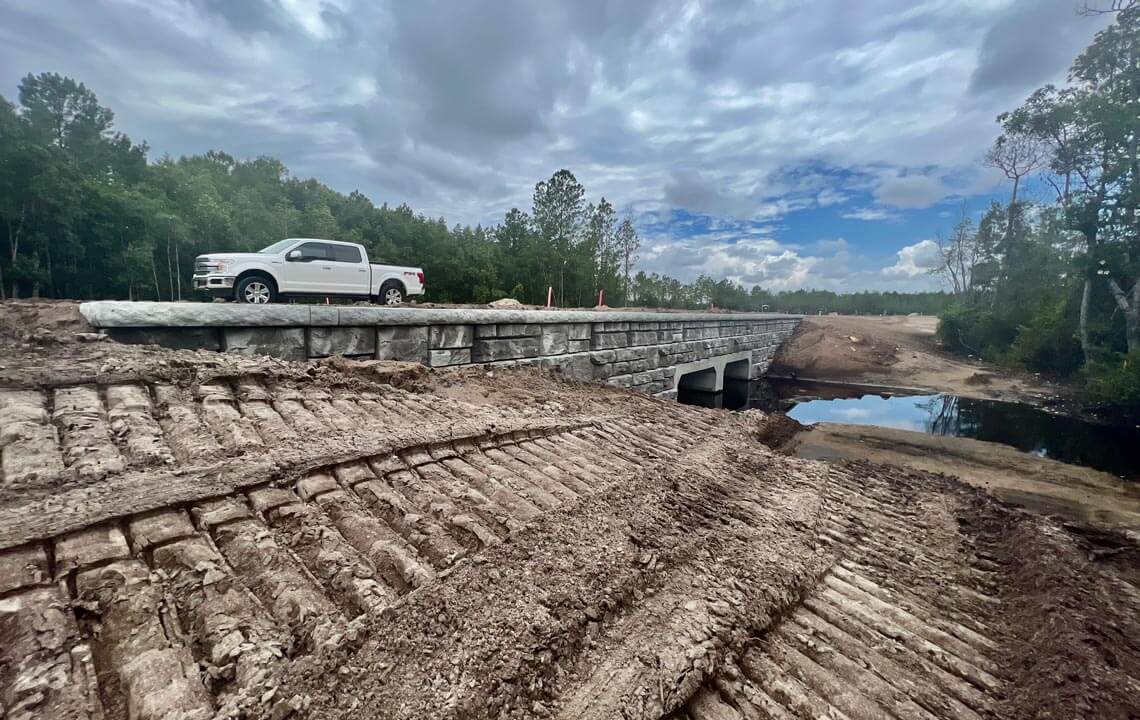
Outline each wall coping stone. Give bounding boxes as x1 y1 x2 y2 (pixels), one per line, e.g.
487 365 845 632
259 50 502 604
80 301 800 328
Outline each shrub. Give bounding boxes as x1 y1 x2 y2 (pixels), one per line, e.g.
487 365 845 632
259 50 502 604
1008 300 1084 376
1082 352 1140 422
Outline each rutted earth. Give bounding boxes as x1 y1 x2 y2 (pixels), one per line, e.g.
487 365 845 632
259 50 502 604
0 302 1138 720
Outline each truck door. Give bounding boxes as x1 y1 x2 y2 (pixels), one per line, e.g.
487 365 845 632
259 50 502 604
283 241 334 293
328 244 371 295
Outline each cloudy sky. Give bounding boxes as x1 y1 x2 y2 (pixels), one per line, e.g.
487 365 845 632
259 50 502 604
0 0 1113 291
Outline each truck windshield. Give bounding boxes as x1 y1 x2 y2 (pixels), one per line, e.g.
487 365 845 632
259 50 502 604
258 239 295 254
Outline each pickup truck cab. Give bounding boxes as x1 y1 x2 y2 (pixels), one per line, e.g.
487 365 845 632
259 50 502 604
193 238 425 304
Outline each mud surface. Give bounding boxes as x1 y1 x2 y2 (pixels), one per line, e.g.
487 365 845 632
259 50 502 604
791 422 1140 531
0 300 1137 719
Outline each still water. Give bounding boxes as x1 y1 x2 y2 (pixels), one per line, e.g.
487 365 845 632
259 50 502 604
678 381 1140 479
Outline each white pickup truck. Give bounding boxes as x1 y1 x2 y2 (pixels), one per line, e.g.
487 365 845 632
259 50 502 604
192 238 425 305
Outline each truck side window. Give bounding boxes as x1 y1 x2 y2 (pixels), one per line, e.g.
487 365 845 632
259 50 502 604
293 242 332 261
330 245 362 263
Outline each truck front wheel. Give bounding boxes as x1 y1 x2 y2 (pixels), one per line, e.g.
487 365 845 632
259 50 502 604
378 281 405 305
235 275 276 304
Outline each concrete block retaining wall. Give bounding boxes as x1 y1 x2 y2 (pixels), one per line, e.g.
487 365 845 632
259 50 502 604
80 302 800 398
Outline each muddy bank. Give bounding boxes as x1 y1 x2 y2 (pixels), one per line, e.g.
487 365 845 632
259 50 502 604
790 422 1140 532
772 314 1071 408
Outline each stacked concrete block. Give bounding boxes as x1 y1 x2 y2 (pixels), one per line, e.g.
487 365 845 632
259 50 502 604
376 326 429 363
223 327 307 360
472 324 542 363
81 300 800 397
309 326 376 357
428 324 474 367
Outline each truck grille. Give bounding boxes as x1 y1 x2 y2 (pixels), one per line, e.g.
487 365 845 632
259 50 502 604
194 257 209 274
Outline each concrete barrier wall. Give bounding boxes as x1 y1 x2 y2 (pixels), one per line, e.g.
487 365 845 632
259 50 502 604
81 302 800 398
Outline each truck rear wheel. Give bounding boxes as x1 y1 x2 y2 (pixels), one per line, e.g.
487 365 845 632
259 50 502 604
379 281 405 305
235 275 276 304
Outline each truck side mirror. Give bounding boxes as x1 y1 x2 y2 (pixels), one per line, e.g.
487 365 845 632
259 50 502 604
286 250 302 261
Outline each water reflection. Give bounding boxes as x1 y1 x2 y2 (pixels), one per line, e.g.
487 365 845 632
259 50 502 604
785 390 1140 479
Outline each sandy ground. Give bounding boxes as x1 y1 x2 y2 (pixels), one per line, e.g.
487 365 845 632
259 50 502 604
771 314 1071 407
766 314 1140 535
1 301 1138 719
790 422 1140 532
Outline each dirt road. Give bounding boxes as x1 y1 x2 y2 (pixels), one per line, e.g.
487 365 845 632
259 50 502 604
0 301 1137 719
771 314 1069 406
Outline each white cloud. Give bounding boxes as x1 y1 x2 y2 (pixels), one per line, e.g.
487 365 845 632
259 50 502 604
0 0 1110 291
874 174 949 209
841 207 899 222
882 239 942 277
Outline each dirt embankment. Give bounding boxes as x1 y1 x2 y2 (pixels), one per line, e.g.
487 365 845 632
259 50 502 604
771 314 1070 406
0 299 1138 720
792 422 1140 532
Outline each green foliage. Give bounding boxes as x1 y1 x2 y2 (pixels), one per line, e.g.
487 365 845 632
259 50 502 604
1008 300 1084 376
0 70 956 316
1082 353 1140 422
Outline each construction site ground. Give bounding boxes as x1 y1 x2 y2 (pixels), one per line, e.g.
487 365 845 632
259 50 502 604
0 301 1138 720
770 315 1070 408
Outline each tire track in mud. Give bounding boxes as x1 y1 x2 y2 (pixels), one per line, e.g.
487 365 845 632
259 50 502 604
1 366 718 720
2 353 1138 720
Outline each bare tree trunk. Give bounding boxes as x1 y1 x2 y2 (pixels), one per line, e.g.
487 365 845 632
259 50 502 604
151 252 161 301
175 237 182 301
1079 279 1092 362
166 235 174 301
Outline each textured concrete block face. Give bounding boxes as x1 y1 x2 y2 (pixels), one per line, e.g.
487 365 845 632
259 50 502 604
496 324 542 338
430 348 472 367
377 325 429 362
551 353 593 380
628 330 659 346
592 332 628 350
223 327 307 360
540 325 569 355
616 347 648 362
108 327 222 351
567 339 590 353
568 323 591 341
473 336 542 363
430 324 474 349
475 324 498 338
55 524 130 576
309 326 376 357
593 362 616 380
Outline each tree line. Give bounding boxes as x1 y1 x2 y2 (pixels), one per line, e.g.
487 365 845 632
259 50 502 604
0 74 642 306
933 6 1140 418
1 71 951 317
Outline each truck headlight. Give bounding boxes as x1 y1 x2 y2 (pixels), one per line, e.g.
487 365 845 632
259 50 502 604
214 262 226 273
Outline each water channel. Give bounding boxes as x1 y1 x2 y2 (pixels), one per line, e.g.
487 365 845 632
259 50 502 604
677 380 1140 479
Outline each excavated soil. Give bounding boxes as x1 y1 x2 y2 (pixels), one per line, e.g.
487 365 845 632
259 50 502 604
0 300 1137 720
771 315 1070 407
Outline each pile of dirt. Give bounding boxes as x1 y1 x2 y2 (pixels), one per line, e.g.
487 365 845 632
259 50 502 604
0 299 94 346
770 318 900 379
